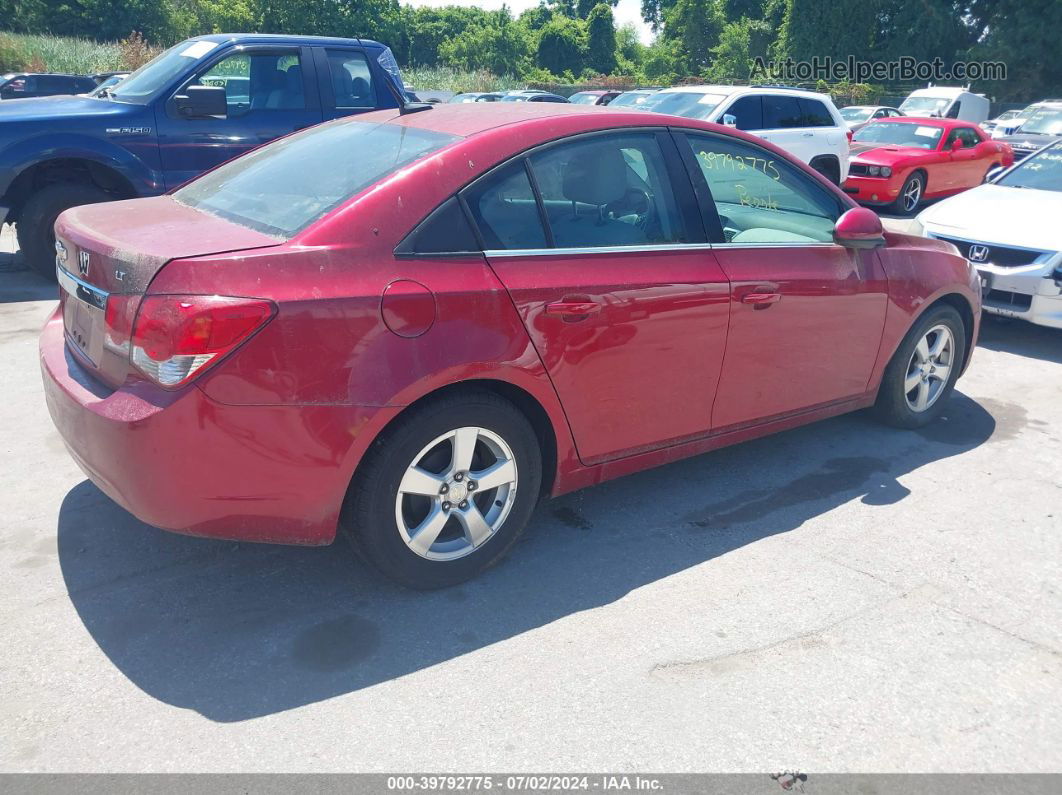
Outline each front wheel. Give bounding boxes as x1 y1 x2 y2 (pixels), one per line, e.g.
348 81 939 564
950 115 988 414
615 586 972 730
342 391 542 589
16 183 111 280
890 172 924 216
874 304 966 429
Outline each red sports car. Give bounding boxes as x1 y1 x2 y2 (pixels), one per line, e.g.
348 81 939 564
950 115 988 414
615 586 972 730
843 117 1013 214
42 104 981 588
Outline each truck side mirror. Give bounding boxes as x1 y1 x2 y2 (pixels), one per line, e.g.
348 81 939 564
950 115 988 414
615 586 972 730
174 85 228 119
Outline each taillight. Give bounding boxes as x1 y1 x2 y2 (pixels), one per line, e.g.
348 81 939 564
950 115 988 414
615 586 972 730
846 129 854 143
104 294 140 353
129 295 275 387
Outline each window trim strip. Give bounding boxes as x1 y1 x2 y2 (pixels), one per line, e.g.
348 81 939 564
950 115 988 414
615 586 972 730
479 242 844 258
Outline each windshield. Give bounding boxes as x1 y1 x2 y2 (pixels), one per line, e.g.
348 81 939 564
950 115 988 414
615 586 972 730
899 96 951 116
1017 107 1062 136
609 92 653 108
174 121 460 237
568 92 599 105
110 39 221 102
840 107 873 122
640 91 728 120
997 144 1062 191
854 122 944 149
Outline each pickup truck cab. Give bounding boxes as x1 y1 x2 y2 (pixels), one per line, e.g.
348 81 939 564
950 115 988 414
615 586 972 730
0 34 404 278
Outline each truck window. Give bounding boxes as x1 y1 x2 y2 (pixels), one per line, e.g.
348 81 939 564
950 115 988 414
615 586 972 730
193 51 305 116
326 50 376 109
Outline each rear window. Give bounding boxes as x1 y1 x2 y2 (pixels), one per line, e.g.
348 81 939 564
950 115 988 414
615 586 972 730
174 120 460 237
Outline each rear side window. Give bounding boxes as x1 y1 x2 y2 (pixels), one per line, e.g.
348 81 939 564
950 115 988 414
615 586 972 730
726 95 763 131
463 161 547 250
174 120 460 237
395 197 479 256
799 98 834 127
762 95 803 129
326 50 376 109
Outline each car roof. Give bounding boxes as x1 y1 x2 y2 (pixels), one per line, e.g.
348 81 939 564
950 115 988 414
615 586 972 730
190 33 385 48
865 116 971 129
660 84 830 100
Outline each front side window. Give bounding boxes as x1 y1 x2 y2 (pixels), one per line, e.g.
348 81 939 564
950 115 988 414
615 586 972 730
175 120 460 237
527 133 689 248
192 50 304 115
726 95 763 130
946 127 981 148
683 133 841 244
326 50 376 109
762 95 803 129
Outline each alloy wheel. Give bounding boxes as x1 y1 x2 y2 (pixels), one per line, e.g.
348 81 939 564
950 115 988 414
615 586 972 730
902 177 922 212
904 323 954 412
394 426 519 561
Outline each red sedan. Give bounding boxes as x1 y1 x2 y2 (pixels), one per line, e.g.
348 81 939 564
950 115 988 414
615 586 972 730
843 117 1013 214
42 104 981 588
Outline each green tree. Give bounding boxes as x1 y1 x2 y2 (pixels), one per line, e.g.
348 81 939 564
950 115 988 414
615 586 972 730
585 4 617 74
536 14 586 75
662 0 726 74
968 0 1062 101
706 16 771 80
576 0 618 19
439 11 532 75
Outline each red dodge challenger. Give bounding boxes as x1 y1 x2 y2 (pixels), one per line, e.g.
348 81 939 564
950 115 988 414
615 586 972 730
42 104 981 588
843 117 1013 214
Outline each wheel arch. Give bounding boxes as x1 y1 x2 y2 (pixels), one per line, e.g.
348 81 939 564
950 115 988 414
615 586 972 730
809 154 841 184
929 292 976 372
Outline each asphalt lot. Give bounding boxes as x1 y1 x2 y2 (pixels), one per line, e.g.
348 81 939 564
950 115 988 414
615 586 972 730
1 222 1060 772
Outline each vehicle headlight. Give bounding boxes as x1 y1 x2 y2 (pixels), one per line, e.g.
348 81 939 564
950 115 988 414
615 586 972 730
880 166 892 177
868 166 881 176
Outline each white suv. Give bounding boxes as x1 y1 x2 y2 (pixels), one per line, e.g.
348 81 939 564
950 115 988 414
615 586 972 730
643 85 850 184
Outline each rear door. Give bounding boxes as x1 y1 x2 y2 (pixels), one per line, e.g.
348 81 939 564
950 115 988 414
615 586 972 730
156 45 322 189
463 130 731 464
312 47 384 121
675 130 888 430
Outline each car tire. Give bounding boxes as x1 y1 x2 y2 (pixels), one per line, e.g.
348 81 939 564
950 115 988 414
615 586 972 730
810 157 840 186
16 183 111 281
341 390 543 589
890 171 924 216
873 304 966 429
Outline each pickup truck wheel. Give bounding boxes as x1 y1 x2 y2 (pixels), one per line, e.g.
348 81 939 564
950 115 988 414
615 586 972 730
16 184 111 280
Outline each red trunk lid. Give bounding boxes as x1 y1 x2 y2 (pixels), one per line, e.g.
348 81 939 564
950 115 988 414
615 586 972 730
53 196 283 387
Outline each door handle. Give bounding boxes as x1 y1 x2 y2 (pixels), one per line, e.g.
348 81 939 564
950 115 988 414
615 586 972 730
545 300 601 319
801 132 815 137
740 292 782 307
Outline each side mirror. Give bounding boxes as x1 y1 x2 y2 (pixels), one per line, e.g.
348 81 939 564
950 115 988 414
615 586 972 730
174 84 228 119
833 207 885 249
721 113 737 128
950 138 963 151
984 165 1005 183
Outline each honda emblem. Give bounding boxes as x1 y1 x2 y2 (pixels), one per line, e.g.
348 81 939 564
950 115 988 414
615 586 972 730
968 244 990 263
78 250 90 276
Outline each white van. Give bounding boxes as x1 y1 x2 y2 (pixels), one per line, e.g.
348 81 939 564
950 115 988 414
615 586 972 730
899 87 990 124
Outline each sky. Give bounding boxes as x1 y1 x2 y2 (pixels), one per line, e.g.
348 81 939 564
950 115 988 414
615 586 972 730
404 0 656 44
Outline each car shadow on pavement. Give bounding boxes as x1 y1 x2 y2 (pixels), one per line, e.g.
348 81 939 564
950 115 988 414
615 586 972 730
977 314 1062 365
58 392 996 723
0 264 56 304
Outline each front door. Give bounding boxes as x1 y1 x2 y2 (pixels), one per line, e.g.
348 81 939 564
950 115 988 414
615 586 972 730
156 46 322 189
464 131 731 464
676 131 889 431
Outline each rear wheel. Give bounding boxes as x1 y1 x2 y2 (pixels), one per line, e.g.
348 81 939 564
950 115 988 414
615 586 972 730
16 183 111 280
342 391 542 589
874 304 966 429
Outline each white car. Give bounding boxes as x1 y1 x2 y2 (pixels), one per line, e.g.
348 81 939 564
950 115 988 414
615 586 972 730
642 85 850 184
914 141 1062 329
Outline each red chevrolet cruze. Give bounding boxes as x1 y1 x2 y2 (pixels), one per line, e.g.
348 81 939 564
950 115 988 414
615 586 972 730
42 104 981 588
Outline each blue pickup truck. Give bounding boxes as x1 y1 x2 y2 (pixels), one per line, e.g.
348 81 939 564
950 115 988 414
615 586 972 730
0 33 408 278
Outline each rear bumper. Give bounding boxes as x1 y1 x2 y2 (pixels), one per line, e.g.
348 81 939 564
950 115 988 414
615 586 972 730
40 308 396 545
